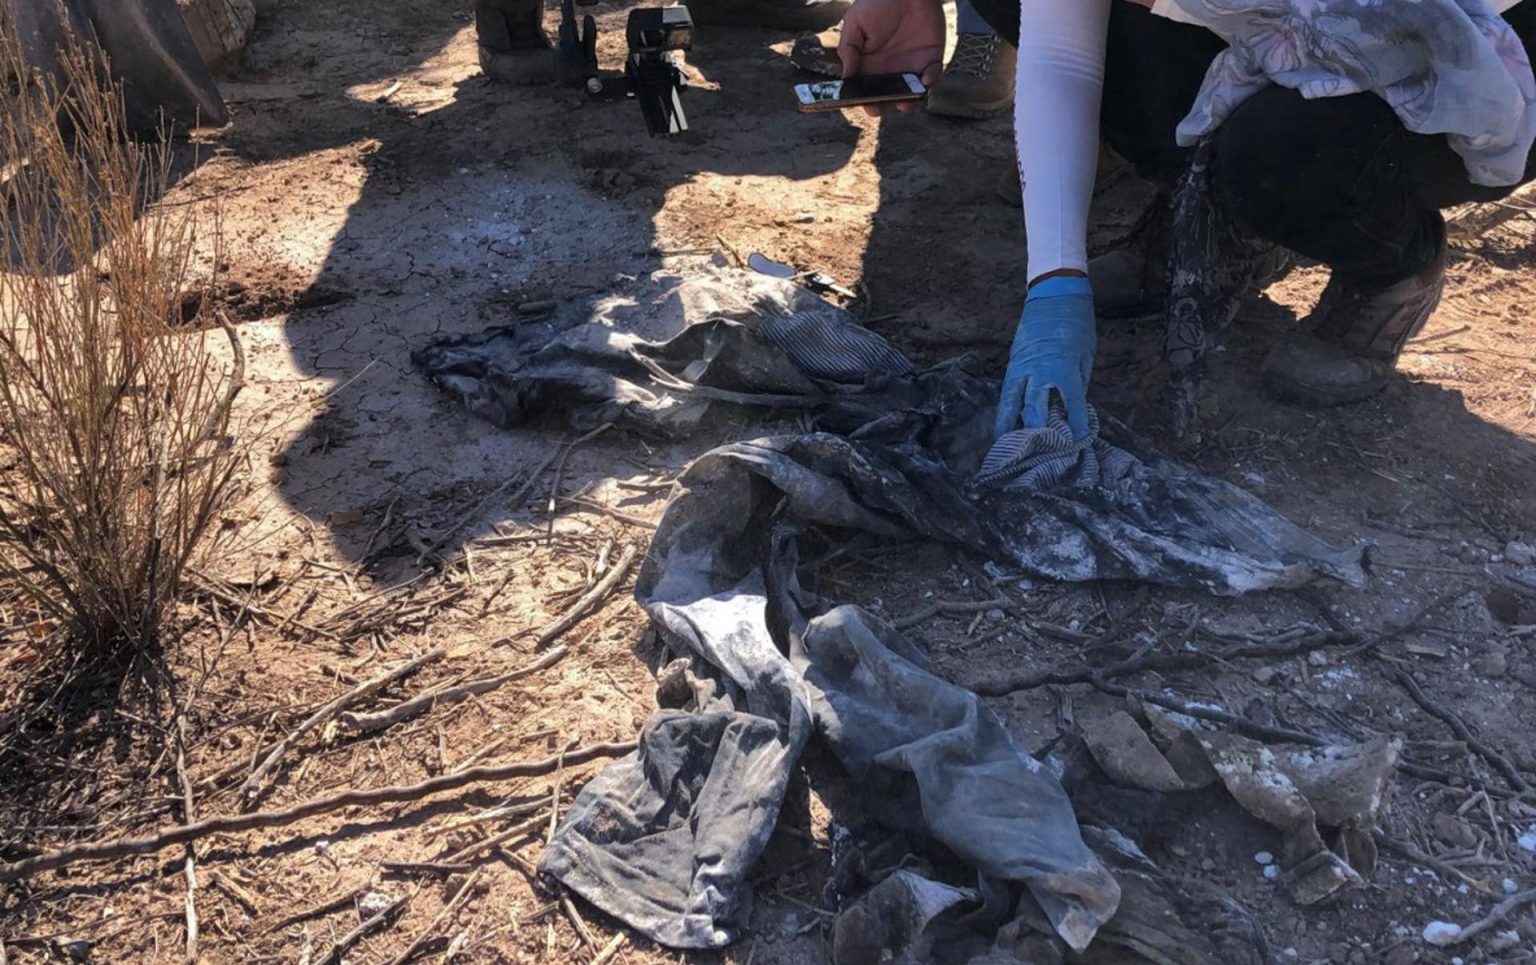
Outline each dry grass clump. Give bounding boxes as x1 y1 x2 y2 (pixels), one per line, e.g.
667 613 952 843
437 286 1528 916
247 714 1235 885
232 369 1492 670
0 10 243 653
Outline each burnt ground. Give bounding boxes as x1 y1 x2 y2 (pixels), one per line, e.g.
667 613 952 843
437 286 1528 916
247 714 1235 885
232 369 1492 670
2 0 1536 962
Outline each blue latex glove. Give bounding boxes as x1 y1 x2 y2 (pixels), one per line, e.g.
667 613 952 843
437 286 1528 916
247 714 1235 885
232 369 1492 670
994 275 1096 441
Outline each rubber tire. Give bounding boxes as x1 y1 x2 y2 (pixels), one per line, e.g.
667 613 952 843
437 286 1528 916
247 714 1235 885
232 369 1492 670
177 0 256 75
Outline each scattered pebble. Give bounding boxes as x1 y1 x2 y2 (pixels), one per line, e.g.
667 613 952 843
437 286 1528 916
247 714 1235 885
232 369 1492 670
1505 540 1536 567
1472 650 1508 678
1504 878 1520 895
1252 665 1278 685
1263 865 1281 881
1423 921 1462 946
357 891 396 920
985 608 1005 622
1307 650 1328 667
1254 851 1275 865
1519 829 1536 852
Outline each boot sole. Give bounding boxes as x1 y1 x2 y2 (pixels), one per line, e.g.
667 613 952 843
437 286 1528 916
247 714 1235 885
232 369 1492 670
1260 368 1391 409
927 95 1014 120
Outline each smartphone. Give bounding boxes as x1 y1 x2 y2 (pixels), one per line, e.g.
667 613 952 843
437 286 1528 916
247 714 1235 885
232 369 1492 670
794 73 927 112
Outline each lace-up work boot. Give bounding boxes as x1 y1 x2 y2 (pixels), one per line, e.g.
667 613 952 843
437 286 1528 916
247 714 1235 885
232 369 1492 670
477 0 554 85
1262 219 1447 408
928 32 1015 119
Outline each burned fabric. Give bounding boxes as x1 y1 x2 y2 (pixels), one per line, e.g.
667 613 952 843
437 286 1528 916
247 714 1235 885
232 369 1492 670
413 268 1370 952
415 268 1368 595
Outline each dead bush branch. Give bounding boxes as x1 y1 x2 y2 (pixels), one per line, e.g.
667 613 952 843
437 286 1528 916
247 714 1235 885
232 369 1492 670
339 645 567 736
239 648 446 808
0 741 635 882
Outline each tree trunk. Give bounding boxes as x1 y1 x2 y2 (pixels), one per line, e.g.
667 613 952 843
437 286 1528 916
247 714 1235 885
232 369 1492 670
176 0 256 75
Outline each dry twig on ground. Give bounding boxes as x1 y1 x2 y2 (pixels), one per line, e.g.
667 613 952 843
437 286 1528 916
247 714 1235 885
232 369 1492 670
339 645 567 736
0 740 635 882
501 542 638 650
239 647 445 807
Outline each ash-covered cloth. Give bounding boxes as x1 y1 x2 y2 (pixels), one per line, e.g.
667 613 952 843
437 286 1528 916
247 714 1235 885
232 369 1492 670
1152 0 1536 187
415 267 1367 594
542 439 1122 949
413 267 1368 952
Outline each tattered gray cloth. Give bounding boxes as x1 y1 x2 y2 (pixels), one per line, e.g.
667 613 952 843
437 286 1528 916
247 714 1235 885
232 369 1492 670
413 268 1369 953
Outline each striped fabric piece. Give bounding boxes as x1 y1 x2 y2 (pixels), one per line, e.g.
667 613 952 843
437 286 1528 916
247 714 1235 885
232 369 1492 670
753 308 915 385
977 405 1137 490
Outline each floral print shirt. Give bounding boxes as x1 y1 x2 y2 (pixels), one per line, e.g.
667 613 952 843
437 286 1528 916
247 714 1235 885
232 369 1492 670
1151 0 1535 186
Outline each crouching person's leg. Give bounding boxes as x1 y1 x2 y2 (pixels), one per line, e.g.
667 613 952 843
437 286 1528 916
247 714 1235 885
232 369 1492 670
1212 82 1534 407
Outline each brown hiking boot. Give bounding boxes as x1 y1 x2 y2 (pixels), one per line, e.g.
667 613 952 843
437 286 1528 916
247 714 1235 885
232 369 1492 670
1262 220 1447 408
477 0 554 85
928 33 1015 119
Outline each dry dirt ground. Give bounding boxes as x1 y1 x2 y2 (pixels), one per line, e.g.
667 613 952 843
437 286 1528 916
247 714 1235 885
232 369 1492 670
4 0 1536 962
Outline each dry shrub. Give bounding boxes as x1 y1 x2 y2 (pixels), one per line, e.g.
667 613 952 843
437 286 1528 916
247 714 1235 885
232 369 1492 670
0 11 244 652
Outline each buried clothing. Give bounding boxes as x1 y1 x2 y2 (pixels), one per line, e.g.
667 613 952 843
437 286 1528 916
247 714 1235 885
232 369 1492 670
414 266 1371 952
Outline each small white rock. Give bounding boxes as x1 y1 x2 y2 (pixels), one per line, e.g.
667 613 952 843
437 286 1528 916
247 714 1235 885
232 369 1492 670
1503 877 1520 894
1504 540 1536 567
1519 829 1536 852
1422 921 1462 946
1263 865 1281 880
1254 851 1275 865
357 891 395 920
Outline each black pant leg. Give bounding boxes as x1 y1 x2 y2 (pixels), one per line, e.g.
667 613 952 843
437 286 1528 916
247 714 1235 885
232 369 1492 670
1211 5 1536 278
1098 2 1224 187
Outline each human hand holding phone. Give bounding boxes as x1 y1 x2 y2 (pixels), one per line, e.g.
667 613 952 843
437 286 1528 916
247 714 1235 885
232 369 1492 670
836 0 944 116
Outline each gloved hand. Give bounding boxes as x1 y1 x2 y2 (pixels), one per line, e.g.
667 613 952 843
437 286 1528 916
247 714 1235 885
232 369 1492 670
994 275 1096 441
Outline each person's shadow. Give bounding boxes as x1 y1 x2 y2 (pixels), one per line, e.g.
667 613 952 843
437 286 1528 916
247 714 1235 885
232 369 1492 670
200 0 864 581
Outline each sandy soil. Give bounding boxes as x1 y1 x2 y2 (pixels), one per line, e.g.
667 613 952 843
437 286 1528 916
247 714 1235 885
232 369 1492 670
3 0 1536 962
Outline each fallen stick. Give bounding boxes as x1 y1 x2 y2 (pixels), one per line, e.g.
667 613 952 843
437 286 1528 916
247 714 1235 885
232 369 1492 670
417 442 564 566
208 871 262 918
0 741 636 883
894 596 1011 631
174 719 200 964
239 648 446 808
592 933 627 965
1373 833 1486 892
1392 668 1529 792
261 884 367 936
561 891 596 949
442 813 549 865
190 573 339 642
385 870 481 965
1092 680 1327 747
339 646 568 736
381 860 473 877
974 631 1360 697
426 792 555 839
1447 888 1536 946
492 543 639 651
320 892 411 965
544 424 614 542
